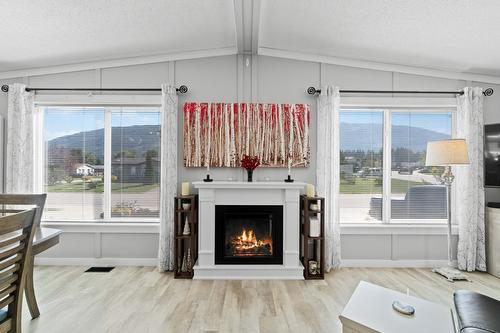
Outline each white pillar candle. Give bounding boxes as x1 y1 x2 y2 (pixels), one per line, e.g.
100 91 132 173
306 184 315 197
181 182 190 196
309 216 321 237
206 164 210 173
288 160 291 175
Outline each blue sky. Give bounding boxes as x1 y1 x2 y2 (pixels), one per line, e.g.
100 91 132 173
44 108 160 141
340 111 452 135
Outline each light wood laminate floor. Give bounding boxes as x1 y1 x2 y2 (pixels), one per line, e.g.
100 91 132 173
22 266 500 333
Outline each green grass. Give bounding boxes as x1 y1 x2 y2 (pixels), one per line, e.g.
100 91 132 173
47 182 159 193
111 183 159 193
340 177 430 194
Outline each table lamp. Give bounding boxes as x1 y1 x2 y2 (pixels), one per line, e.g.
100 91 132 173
425 139 469 281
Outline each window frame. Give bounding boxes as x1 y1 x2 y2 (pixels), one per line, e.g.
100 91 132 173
34 94 161 223
339 97 457 225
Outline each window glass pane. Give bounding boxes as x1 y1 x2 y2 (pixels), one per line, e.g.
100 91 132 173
390 112 452 221
340 110 383 223
44 108 105 220
111 109 161 218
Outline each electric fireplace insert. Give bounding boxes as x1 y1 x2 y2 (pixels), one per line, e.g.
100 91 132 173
215 205 283 265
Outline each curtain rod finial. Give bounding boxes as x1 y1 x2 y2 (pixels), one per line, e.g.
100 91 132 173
1 85 8 93
177 85 188 94
307 87 320 95
484 88 494 96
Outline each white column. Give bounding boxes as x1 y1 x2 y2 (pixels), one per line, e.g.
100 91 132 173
284 188 301 266
198 188 215 266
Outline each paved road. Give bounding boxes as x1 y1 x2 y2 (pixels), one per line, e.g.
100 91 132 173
391 170 438 183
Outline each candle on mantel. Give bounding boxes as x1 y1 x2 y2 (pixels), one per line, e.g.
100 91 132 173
206 164 210 173
181 182 190 196
306 184 315 197
288 160 291 176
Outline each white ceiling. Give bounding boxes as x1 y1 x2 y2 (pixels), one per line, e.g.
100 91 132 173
261 0 500 76
0 0 236 72
1 0 500 81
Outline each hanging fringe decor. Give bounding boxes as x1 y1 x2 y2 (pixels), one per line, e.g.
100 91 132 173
183 102 310 168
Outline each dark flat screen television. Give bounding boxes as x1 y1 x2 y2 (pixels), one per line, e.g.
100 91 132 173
485 124 500 187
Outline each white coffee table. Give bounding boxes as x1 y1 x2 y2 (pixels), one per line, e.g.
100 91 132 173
339 281 456 333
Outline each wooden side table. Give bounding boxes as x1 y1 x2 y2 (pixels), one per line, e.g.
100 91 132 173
174 195 198 279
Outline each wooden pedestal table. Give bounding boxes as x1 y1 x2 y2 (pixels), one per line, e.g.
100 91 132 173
27 227 62 319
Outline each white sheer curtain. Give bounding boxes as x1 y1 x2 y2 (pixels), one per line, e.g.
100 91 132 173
316 85 341 270
6 83 35 193
158 84 178 271
455 87 486 272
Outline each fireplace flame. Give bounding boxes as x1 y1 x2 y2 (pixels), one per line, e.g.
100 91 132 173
231 228 272 256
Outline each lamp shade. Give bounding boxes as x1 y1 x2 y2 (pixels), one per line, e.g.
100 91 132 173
425 139 469 166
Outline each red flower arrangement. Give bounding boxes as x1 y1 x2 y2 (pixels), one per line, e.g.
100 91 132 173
241 155 260 182
241 155 260 170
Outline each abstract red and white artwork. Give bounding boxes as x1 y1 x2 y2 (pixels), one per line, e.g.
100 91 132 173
183 102 310 168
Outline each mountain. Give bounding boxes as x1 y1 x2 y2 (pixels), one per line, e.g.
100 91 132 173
340 123 449 152
47 123 448 159
47 125 161 160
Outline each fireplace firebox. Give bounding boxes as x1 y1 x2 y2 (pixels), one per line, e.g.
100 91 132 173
215 205 283 265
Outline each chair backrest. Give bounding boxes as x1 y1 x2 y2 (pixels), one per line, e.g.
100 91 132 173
0 208 38 333
0 194 47 228
404 185 447 219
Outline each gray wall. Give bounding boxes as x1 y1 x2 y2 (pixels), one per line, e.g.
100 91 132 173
1 54 498 265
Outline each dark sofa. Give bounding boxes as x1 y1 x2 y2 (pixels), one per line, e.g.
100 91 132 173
369 185 447 220
454 290 500 333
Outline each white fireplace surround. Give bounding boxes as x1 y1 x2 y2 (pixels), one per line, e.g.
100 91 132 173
192 181 306 279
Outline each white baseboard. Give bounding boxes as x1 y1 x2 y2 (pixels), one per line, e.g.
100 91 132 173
34 257 457 269
340 259 458 268
34 257 158 267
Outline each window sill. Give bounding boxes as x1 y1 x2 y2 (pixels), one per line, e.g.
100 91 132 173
340 223 458 235
41 221 160 234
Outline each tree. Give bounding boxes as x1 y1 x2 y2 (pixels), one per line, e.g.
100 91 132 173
143 150 157 185
47 166 65 185
84 152 97 165
114 150 137 159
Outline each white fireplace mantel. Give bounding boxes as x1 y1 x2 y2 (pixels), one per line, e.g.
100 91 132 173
192 181 306 280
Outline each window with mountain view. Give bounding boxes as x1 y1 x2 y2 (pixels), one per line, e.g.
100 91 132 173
339 108 453 224
111 110 161 218
390 112 451 221
43 108 105 220
339 111 384 223
42 106 161 221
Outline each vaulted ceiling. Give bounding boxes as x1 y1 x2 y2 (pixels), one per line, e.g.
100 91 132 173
1 0 499 82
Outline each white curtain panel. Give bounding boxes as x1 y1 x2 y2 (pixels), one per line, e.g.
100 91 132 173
6 83 35 193
158 84 178 271
316 85 341 270
455 87 486 272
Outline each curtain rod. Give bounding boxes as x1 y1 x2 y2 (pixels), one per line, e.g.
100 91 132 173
306 87 494 96
1 85 188 94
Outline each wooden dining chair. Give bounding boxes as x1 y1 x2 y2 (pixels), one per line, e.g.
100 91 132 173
0 208 38 333
0 195 46 228
0 194 47 320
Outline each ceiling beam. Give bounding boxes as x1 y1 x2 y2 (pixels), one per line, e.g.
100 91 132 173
258 47 500 85
233 0 260 54
251 0 262 53
233 0 244 54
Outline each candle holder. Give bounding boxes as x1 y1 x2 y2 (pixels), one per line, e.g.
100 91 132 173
203 174 213 182
284 175 294 183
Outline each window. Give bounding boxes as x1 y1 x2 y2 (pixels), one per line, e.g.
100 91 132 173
340 111 384 223
41 106 161 221
340 108 453 224
390 112 451 221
